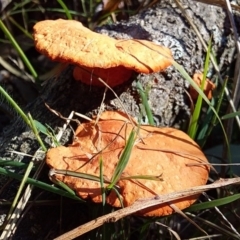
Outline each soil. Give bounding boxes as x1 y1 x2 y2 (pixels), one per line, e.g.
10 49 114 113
0 0 238 239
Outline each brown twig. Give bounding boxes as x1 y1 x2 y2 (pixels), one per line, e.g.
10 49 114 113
54 177 240 240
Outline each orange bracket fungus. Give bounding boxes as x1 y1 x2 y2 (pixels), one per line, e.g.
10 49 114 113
46 111 209 216
33 19 173 87
189 73 216 101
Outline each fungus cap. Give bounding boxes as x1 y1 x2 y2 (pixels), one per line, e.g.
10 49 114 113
46 111 209 216
189 73 216 100
33 19 173 87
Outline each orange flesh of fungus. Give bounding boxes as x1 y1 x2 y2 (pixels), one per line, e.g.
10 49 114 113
189 73 216 100
46 111 209 216
73 65 133 87
33 19 173 87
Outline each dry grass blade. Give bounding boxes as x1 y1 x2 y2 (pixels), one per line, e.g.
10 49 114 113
194 0 240 11
202 192 240 237
155 222 181 240
186 212 240 239
54 177 240 240
0 149 45 239
97 77 136 126
169 203 208 236
0 56 31 81
44 103 82 125
223 0 240 150
186 234 223 239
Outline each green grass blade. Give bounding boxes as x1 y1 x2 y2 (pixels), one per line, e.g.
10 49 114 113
34 120 60 146
99 157 106 206
107 129 136 190
112 186 124 208
188 39 212 139
222 111 240 120
172 60 231 161
198 78 227 147
0 167 82 200
28 113 47 151
186 194 240 212
122 174 163 181
136 81 155 125
0 85 30 126
0 87 47 150
3 160 35 224
0 160 31 168
57 0 73 19
8 16 32 39
196 98 215 143
51 177 77 196
173 61 211 113
53 169 111 184
34 120 50 135
173 61 214 114
0 19 38 79
80 0 88 17
10 0 31 11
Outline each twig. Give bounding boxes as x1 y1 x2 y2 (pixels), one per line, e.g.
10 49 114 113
54 177 240 240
